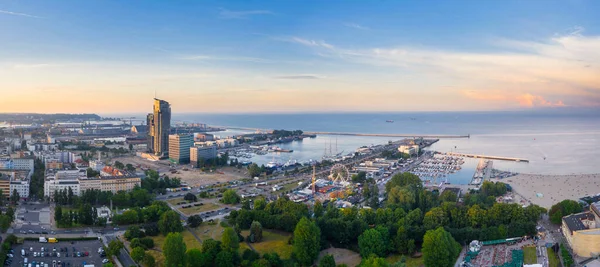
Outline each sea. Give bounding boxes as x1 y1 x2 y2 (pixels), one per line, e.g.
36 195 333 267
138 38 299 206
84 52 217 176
151 110 599 184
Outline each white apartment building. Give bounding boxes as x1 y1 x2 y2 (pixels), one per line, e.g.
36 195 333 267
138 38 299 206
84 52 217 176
12 158 34 171
10 179 30 198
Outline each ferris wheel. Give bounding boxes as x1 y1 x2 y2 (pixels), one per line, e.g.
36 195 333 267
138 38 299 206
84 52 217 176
329 164 350 183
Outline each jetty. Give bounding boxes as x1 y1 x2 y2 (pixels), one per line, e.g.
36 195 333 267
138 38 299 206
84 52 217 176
445 152 529 163
304 131 470 139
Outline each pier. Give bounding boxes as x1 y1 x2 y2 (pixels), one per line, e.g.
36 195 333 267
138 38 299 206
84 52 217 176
304 131 470 139
445 152 529 162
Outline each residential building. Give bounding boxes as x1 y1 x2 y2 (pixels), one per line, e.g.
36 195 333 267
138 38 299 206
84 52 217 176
561 201 600 257
0 174 10 197
100 175 141 193
10 176 30 199
12 158 34 171
169 134 193 164
147 98 171 157
190 145 218 166
89 160 105 172
79 177 102 192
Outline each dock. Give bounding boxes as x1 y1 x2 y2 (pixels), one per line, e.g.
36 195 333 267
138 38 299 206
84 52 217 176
445 152 529 162
304 131 470 139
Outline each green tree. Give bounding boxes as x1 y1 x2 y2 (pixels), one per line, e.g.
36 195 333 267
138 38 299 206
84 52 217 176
221 227 240 252
314 200 324 218
215 250 235 267
159 210 183 235
222 189 240 204
319 254 336 267
143 254 156 267
131 247 146 262
254 198 267 210
422 227 461 267
249 221 263 243
163 232 187 267
358 228 386 258
248 163 261 178
202 238 222 263
358 255 390 267
184 193 197 202
126 163 136 172
114 161 125 169
54 206 62 224
293 217 321 266
185 248 204 267
107 240 124 257
11 189 20 203
549 200 582 224
423 207 447 230
187 215 203 228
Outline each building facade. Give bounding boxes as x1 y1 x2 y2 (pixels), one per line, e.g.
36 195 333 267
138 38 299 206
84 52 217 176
190 145 218 166
169 134 193 164
562 202 600 257
147 98 171 157
100 175 141 193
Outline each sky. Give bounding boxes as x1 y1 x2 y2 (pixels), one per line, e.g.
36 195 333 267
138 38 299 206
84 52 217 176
0 0 599 113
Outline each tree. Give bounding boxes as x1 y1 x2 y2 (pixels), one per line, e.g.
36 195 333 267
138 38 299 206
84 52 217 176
423 207 447 230
11 189 20 203
114 161 125 170
185 249 204 267
158 210 183 235
254 198 267 210
187 215 203 228
126 163 136 172
143 253 156 267
215 250 235 267
163 232 187 267
358 228 386 258
222 189 240 204
249 221 263 243
107 240 124 257
221 227 240 252
549 200 582 224
184 193 197 202
293 217 321 266
54 206 62 224
131 247 146 262
319 254 336 267
422 227 461 267
202 238 222 263
358 255 390 267
248 163 261 178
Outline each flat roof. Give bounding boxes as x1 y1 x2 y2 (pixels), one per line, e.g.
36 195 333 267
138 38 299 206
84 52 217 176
563 212 595 232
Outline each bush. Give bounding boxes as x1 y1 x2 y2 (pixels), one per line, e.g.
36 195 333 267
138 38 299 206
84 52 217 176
140 237 155 249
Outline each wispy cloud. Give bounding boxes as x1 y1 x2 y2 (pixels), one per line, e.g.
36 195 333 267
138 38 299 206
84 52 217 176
288 37 334 49
0 9 42 18
218 8 272 19
274 75 323 80
344 23 369 30
181 55 274 63
516 93 566 107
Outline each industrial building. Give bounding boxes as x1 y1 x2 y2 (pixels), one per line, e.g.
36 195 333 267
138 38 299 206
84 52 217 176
147 98 171 157
169 134 193 164
562 201 600 257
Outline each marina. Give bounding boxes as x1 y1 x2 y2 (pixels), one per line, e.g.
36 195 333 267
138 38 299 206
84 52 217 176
409 153 465 184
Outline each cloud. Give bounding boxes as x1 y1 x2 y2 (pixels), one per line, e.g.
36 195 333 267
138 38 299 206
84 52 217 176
344 23 369 30
286 29 600 108
516 93 566 107
218 8 272 19
274 75 323 80
0 9 41 18
181 55 274 63
11 63 62 69
288 37 334 49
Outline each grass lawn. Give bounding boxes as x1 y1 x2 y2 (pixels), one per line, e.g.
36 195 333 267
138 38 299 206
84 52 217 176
386 254 424 267
281 182 298 192
547 247 560 267
239 230 293 259
190 221 226 242
523 246 538 264
178 202 221 215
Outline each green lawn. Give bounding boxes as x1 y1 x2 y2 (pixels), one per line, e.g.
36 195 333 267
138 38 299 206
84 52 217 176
167 197 187 206
190 220 226 242
523 246 538 264
178 202 221 215
386 254 424 267
547 247 560 267
239 230 293 259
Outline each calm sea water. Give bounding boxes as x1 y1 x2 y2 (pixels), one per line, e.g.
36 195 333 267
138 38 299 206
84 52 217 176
166 111 600 182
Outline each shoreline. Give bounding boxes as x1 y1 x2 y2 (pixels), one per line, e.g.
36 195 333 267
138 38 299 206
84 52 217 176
490 173 600 209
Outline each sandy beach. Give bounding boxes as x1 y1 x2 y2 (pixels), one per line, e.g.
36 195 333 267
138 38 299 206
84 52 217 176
490 173 600 209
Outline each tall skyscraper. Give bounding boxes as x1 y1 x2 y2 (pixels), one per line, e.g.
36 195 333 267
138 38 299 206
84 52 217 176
147 98 171 157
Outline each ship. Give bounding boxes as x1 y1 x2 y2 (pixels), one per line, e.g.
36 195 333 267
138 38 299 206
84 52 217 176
386 120 394 123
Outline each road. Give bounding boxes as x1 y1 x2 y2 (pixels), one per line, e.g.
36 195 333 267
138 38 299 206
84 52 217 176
105 234 137 267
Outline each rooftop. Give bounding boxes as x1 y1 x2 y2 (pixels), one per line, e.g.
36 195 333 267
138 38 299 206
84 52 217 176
563 211 595 232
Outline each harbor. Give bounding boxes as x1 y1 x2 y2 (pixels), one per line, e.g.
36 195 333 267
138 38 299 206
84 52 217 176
445 152 529 162
409 153 465 184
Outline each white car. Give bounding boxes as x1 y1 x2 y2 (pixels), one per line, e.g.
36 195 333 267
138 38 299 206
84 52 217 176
102 259 109 264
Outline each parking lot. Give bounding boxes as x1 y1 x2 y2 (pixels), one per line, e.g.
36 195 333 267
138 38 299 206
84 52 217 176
8 240 107 267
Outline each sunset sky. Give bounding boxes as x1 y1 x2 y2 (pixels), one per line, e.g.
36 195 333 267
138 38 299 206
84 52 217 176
0 0 599 113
